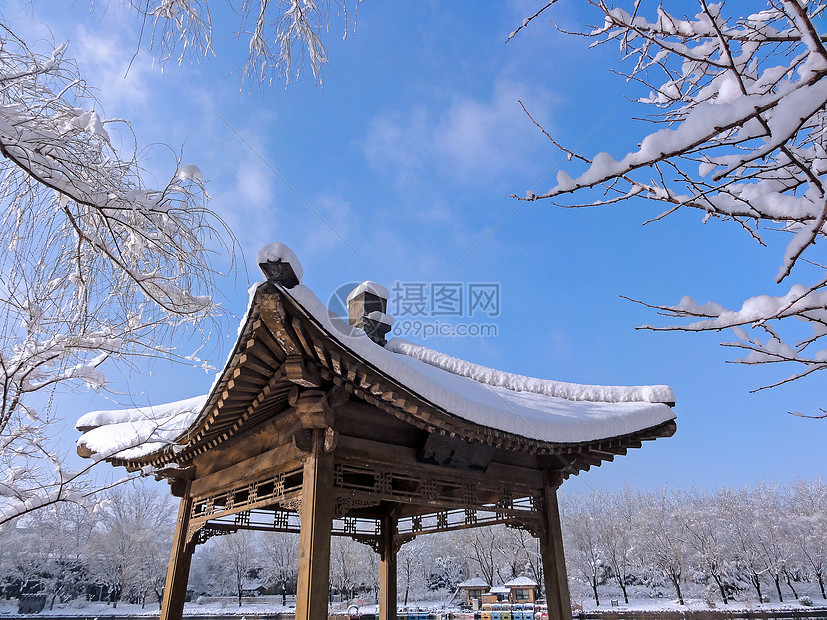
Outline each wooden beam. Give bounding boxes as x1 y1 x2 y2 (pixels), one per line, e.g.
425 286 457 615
189 439 304 498
539 472 571 620
335 434 544 489
379 514 398 620
295 429 335 620
259 294 302 356
190 408 303 479
285 356 324 388
159 485 195 620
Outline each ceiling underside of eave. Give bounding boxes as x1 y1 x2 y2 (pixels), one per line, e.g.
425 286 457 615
114 285 675 473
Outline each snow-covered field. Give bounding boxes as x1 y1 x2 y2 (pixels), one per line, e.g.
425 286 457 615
1 596 825 618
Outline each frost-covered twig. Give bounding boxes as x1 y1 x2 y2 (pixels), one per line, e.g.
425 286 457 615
130 0 360 85
0 26 235 520
514 0 827 405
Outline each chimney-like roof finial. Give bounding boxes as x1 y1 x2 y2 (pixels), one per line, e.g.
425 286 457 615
347 281 394 346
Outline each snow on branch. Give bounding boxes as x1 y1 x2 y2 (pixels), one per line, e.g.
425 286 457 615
133 0 360 85
0 25 234 520
515 0 827 405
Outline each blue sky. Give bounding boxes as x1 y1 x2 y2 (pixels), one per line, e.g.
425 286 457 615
8 0 825 494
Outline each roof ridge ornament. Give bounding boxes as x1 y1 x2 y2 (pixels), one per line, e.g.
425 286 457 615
257 242 303 288
347 280 394 346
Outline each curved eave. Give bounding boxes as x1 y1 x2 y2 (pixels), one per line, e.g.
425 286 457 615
276 284 676 465
109 282 676 474
107 283 286 470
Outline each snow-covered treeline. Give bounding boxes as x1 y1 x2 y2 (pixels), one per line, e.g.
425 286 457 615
0 483 174 609
561 479 826 607
0 479 823 609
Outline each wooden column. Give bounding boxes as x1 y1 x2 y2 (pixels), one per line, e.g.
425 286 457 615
160 486 195 620
295 429 335 620
539 472 571 620
378 514 398 620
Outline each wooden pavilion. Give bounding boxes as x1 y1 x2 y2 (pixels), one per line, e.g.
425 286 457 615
77 245 676 620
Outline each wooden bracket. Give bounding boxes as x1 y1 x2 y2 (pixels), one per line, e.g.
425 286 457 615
289 388 335 429
258 293 302 356
169 478 191 498
285 356 323 388
156 465 196 482
324 427 338 452
293 426 337 454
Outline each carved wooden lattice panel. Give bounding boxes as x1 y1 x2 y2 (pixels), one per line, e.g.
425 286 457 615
190 466 303 525
332 462 534 512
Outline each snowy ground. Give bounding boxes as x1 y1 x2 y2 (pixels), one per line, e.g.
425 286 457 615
575 597 827 613
1 596 826 617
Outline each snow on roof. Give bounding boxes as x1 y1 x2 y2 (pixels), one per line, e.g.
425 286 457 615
368 310 394 326
286 284 676 444
76 395 207 461
75 246 676 462
346 280 389 303
458 577 490 588
489 586 510 594
255 242 304 281
386 339 674 404
504 576 538 587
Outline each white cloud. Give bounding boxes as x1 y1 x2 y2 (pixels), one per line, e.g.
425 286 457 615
365 78 554 187
235 162 276 210
5 2 156 116
71 24 154 114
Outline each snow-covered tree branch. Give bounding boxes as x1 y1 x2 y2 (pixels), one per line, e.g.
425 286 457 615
517 0 827 404
128 0 359 84
0 25 234 523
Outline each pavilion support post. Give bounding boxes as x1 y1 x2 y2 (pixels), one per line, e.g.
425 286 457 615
539 472 571 620
160 486 195 620
379 514 398 620
295 429 335 620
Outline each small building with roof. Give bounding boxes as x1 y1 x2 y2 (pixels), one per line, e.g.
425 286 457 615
457 577 489 605
76 243 676 620
481 586 512 604
504 576 539 603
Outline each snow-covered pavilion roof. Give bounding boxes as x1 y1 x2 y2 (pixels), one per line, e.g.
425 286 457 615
76 244 676 470
283 284 674 441
76 395 206 463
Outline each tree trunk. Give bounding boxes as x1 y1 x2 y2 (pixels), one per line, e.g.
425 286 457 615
670 573 684 606
751 573 762 602
590 577 599 606
282 579 287 606
818 573 825 599
784 570 798 599
616 575 628 604
773 574 783 602
713 574 728 605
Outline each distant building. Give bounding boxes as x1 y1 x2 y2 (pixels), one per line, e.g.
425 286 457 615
504 576 539 603
457 577 489 605
481 586 511 604
462 576 539 606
